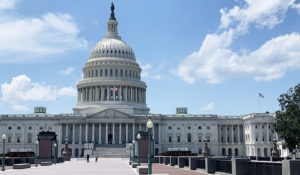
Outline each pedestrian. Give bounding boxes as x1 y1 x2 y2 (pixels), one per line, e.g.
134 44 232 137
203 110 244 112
87 154 90 162
95 155 98 162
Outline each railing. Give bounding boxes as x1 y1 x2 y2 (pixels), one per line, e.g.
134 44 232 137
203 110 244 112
248 161 282 175
197 158 205 169
216 159 232 174
184 158 189 166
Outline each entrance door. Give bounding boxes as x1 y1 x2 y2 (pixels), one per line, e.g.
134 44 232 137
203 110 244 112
108 134 113 144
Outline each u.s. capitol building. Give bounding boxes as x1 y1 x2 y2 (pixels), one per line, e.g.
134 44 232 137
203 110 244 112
0 4 279 158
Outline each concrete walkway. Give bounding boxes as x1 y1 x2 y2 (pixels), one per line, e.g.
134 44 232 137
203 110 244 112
3 158 137 175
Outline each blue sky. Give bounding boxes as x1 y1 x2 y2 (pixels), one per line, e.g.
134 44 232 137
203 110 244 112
0 0 300 115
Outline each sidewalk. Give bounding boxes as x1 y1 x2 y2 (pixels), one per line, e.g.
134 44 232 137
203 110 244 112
2 158 136 175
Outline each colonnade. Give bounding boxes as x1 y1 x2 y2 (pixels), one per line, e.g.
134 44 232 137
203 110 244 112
218 125 243 144
77 86 146 104
60 122 160 145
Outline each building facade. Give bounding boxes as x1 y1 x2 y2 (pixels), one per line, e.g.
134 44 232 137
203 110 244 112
0 4 278 158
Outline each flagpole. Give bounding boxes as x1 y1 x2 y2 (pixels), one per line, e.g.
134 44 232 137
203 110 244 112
258 95 260 113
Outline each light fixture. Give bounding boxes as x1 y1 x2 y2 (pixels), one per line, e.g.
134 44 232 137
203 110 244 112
147 119 153 129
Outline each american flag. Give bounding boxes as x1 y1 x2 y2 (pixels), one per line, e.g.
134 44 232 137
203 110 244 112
259 93 264 98
110 86 118 92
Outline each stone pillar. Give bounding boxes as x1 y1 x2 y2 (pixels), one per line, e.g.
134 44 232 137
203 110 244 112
59 124 63 144
224 125 227 143
232 125 234 143
72 124 75 144
79 124 82 144
107 86 110 101
126 123 128 143
112 123 115 144
101 86 104 101
135 87 138 102
125 86 128 101
267 123 270 143
119 123 122 144
85 124 88 143
92 124 95 142
113 87 116 101
106 123 108 144
238 125 240 143
158 124 161 144
133 124 135 139
95 86 98 101
89 87 92 101
99 124 102 144
66 124 69 141
119 86 122 101
131 87 133 102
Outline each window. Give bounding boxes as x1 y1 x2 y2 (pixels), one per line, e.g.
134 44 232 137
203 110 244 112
17 136 20 143
177 127 180 130
17 126 21 130
40 126 43 130
198 136 202 142
120 70 123 77
188 126 191 130
199 148 202 155
110 69 113 76
198 126 201 130
255 125 258 129
100 69 103 76
168 136 172 142
105 69 108 76
28 126 32 130
207 126 210 130
187 133 192 142
125 70 128 77
206 136 211 142
256 137 258 142
115 69 118 76
262 125 264 129
28 133 32 143
8 126 12 130
7 136 11 143
96 70 98 77
168 126 172 130
177 136 180 142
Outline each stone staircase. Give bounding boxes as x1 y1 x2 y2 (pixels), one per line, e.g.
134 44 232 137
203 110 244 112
94 144 129 158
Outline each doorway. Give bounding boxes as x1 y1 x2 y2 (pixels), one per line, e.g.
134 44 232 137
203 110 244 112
108 134 113 144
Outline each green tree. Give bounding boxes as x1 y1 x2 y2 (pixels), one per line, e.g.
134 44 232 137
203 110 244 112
273 83 300 152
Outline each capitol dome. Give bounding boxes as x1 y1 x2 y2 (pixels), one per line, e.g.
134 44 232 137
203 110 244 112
74 3 149 115
88 38 135 60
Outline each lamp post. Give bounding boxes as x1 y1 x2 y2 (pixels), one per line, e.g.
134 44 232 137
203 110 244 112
271 138 279 158
147 119 153 175
35 140 38 167
137 133 141 166
129 143 132 161
1 134 6 171
132 140 136 162
54 143 57 164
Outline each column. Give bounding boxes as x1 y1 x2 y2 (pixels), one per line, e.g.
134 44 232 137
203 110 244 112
107 86 110 101
59 124 63 144
238 125 240 143
106 123 108 144
79 124 82 144
267 123 270 143
158 124 161 144
125 86 128 101
92 124 95 142
101 86 104 101
77 90 80 102
218 126 221 142
131 87 133 102
119 86 122 101
66 124 69 141
144 90 146 104
126 123 128 143
72 124 75 144
231 125 234 143
225 125 228 144
132 123 135 139
113 87 116 101
135 87 138 102
99 124 102 144
85 124 88 143
112 123 115 144
119 124 122 144
95 86 98 101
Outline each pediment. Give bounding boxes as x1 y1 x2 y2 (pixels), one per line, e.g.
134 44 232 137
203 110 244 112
88 108 133 119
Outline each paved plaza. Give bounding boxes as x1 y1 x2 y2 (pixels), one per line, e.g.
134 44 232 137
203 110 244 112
1 158 209 175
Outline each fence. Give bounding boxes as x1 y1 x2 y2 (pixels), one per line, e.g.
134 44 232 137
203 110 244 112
216 159 232 174
249 161 282 175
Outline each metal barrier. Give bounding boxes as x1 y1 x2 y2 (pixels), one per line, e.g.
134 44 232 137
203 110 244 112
216 159 232 174
248 161 282 175
197 158 205 169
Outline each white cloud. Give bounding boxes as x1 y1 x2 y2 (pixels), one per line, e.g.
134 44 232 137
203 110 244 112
0 2 87 63
12 104 28 111
292 3 300 13
201 102 214 111
140 64 152 79
151 75 161 80
219 0 294 33
1 75 77 111
0 0 16 10
60 66 75 75
176 0 300 84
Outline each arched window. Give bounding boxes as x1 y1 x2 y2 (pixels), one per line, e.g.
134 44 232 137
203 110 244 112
177 136 180 142
187 133 192 142
168 136 172 142
96 70 98 77
110 69 113 76
222 148 226 156
125 70 128 77
129 71 132 78
105 69 108 76
120 69 123 77
115 69 118 76
100 69 103 77
28 133 32 143
228 148 232 156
